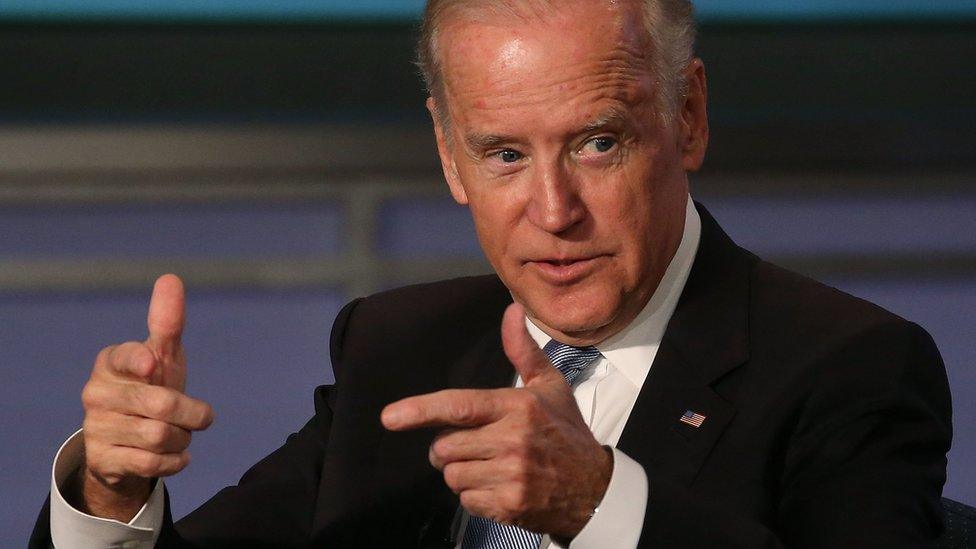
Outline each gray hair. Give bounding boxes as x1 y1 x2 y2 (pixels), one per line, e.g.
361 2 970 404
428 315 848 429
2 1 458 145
417 0 697 126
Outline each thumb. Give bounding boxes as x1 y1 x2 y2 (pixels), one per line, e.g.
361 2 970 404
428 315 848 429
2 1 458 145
146 274 185 360
501 302 561 386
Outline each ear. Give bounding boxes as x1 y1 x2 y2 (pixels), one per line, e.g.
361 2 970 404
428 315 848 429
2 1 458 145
427 97 468 205
678 58 709 172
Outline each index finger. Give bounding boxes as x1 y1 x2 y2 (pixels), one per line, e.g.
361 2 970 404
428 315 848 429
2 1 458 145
381 389 508 431
95 342 156 381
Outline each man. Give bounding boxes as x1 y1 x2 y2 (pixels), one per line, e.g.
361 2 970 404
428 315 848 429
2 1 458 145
31 0 952 547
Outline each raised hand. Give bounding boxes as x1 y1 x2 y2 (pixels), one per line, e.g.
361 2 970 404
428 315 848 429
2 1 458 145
381 303 612 540
75 274 214 521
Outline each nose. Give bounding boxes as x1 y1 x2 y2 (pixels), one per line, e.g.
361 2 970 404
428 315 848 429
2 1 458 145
525 161 586 234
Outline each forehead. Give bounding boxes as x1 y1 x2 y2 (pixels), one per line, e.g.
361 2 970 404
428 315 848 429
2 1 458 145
437 1 654 130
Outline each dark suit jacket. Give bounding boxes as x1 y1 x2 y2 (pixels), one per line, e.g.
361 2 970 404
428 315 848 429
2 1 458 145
31 204 952 548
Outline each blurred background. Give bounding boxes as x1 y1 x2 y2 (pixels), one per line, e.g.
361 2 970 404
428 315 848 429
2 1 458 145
2 1 974 545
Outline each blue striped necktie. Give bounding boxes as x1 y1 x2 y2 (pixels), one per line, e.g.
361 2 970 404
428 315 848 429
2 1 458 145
460 341 601 549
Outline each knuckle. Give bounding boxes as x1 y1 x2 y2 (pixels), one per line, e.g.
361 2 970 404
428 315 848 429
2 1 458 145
507 456 531 485
81 416 101 439
442 463 461 492
95 346 115 368
134 343 156 366
430 437 451 462
512 392 537 417
133 452 163 477
505 432 532 459
522 391 543 415
449 399 476 424
503 486 531 517
167 452 191 475
168 428 191 452
460 492 493 521
459 491 478 511
494 506 516 525
127 344 155 374
80 382 102 410
147 391 178 418
140 421 170 450
112 341 138 361
111 342 154 376
118 340 143 353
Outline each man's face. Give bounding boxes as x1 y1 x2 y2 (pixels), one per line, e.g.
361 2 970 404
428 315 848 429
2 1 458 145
431 1 707 345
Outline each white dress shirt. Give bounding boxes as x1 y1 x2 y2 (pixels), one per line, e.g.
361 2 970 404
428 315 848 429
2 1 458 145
49 196 701 549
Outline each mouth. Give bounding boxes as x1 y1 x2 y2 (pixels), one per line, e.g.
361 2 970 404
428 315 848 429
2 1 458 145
525 255 606 285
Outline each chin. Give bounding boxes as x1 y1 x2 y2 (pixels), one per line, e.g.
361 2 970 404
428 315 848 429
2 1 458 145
520 280 621 337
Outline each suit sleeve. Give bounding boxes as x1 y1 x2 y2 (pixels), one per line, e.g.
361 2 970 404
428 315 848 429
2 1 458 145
636 321 952 548
161 297 363 547
29 297 363 549
159 383 337 547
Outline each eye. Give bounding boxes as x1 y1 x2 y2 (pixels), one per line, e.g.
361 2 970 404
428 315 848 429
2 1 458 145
580 136 617 155
496 149 523 163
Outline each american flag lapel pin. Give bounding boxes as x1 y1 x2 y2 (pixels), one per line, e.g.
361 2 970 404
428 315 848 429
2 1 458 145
679 409 707 428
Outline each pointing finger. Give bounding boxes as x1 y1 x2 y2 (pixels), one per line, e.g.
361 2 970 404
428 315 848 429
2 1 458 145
382 389 507 431
146 274 185 359
133 384 215 431
501 303 560 386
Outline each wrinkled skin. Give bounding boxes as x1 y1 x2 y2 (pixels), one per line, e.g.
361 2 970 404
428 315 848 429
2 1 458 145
385 0 709 540
74 275 214 522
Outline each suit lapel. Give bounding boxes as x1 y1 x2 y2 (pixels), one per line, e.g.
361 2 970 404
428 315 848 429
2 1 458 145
446 316 516 391
419 203 756 542
417 305 517 548
324 203 754 543
617 339 739 486
312 284 514 547
618 203 753 487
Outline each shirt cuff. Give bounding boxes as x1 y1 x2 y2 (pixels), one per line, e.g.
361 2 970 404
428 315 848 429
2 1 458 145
554 447 648 549
50 429 165 549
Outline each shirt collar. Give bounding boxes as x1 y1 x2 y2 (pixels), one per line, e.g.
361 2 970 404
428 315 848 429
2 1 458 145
526 195 701 387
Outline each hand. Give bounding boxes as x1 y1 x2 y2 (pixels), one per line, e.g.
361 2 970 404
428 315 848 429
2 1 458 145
381 303 612 540
75 274 214 521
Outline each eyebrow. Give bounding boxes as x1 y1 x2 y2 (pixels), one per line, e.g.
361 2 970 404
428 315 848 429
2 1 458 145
582 106 630 133
464 132 513 151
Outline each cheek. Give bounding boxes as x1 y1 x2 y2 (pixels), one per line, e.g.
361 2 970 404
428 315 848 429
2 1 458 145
615 214 653 287
587 170 671 280
467 194 520 264
588 175 648 242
